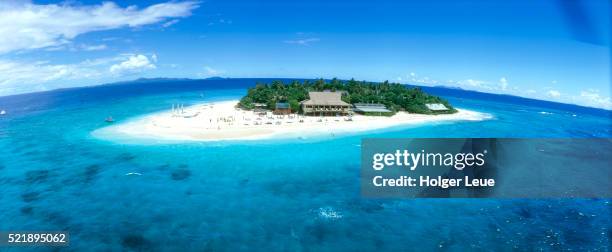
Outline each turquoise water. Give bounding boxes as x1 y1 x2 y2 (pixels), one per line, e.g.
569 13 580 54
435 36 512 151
0 80 610 250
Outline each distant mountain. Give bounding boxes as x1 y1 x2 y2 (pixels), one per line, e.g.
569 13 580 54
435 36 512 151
121 77 226 84
132 77 195 82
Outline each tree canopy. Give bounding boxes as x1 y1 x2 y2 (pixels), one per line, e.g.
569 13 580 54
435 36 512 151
238 78 456 114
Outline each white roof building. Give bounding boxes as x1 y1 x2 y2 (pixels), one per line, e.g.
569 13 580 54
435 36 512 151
425 103 449 111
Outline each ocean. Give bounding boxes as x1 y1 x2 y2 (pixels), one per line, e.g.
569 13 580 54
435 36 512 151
0 78 610 251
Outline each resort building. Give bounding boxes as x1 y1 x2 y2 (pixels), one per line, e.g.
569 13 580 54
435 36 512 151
274 102 291 115
353 103 392 115
425 103 449 111
301 91 351 116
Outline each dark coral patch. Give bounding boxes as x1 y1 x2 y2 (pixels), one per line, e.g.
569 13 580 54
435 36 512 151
157 163 171 171
121 234 150 249
171 168 191 181
83 164 101 183
25 169 50 183
21 191 40 202
239 178 249 186
517 206 532 219
20 206 34 215
116 153 136 161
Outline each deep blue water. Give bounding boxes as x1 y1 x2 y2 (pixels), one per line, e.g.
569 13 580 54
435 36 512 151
0 78 610 251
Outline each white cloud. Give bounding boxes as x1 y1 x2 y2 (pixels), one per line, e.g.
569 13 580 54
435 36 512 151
459 79 488 89
109 54 156 74
0 53 160 95
499 77 508 91
205 66 218 75
283 38 320 46
206 17 233 26
81 44 107 51
413 76 439 85
162 19 180 28
218 19 232 24
0 59 103 94
399 72 611 110
575 89 612 109
39 43 108 52
200 66 224 77
0 1 198 54
402 72 440 85
546 90 561 98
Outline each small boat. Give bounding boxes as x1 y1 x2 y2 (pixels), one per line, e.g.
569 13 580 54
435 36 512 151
105 116 115 123
0 110 5 115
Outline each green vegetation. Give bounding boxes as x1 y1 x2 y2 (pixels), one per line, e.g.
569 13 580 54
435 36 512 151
238 78 457 115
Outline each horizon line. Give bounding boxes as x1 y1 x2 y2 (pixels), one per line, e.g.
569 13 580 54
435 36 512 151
0 76 610 112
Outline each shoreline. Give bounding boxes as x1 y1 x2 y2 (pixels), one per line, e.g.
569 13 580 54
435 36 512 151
92 100 492 142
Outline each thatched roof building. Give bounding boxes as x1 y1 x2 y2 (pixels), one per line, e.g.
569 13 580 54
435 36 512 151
301 92 351 116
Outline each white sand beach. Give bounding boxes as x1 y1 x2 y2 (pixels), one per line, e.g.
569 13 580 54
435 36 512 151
93 100 492 142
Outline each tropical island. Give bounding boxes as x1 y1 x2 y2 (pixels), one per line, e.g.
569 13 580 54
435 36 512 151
93 79 489 142
238 79 457 116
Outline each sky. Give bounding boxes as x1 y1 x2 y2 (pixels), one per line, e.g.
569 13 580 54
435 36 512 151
0 0 610 109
